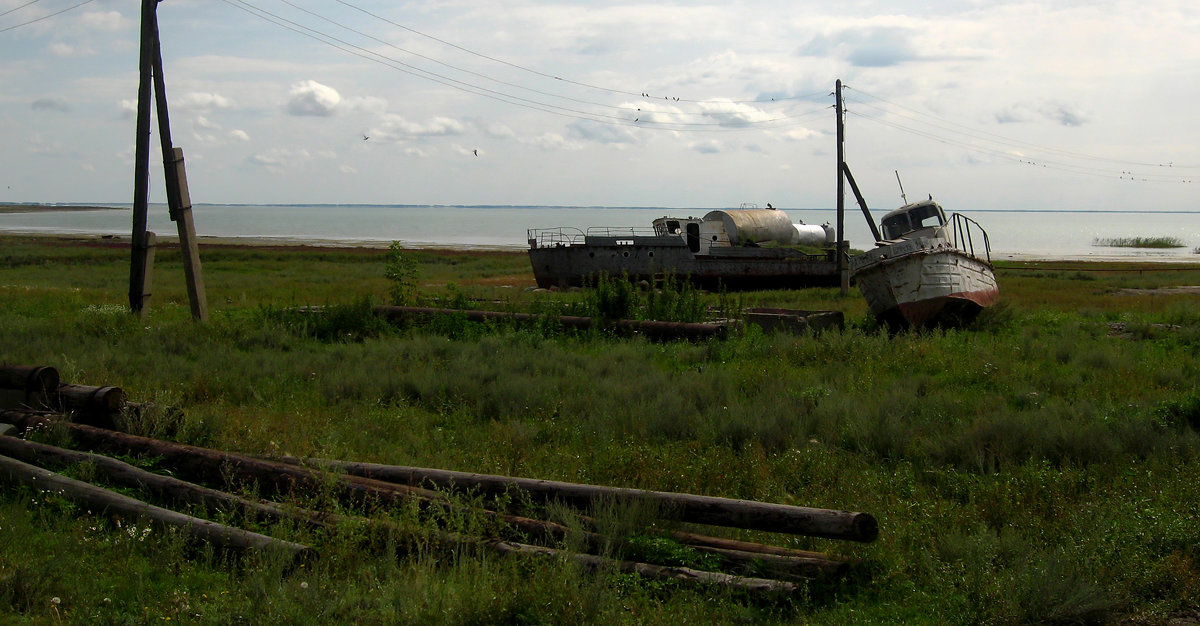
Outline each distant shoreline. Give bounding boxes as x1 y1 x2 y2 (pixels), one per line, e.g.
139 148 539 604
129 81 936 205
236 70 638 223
2 231 1197 265
0 204 125 214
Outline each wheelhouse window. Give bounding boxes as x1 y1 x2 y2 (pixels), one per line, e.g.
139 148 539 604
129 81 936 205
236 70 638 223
881 203 946 239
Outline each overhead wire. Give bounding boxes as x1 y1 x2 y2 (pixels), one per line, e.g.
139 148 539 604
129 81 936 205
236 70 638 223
848 86 1199 171
224 0 830 132
331 0 826 106
0 0 94 34
275 0 809 121
0 0 45 19
847 108 1191 183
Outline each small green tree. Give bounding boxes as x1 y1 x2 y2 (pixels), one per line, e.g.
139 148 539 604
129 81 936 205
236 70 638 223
384 242 419 305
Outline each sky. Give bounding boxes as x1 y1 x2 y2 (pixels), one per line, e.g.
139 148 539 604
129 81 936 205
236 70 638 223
1 0 1198 211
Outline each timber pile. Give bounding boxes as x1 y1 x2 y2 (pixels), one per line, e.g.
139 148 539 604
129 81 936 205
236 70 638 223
0 364 877 595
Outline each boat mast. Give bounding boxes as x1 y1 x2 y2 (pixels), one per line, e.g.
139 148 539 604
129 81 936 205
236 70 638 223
835 79 849 295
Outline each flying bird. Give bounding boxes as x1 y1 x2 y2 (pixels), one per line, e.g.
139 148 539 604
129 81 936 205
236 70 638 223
473 149 478 156
362 134 369 140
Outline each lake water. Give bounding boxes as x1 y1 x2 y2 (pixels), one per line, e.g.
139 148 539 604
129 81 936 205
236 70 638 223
1 204 1198 261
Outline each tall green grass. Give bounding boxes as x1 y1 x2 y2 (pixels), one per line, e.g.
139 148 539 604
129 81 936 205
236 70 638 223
3 236 1200 623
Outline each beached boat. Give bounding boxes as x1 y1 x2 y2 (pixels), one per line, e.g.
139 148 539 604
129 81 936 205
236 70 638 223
850 199 999 329
527 206 839 290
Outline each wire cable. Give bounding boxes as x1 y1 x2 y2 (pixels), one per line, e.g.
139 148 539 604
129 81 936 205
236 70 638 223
0 0 44 19
0 0 94 33
225 0 830 131
848 86 1199 170
331 0 825 106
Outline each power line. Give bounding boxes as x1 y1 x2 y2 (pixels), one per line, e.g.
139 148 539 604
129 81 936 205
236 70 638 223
331 0 825 106
0 0 94 34
848 86 1200 170
274 0 807 121
848 109 1192 183
0 0 44 19
225 0 829 132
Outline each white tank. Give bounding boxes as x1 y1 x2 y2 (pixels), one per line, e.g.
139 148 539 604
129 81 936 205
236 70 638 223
793 222 835 247
702 209 798 245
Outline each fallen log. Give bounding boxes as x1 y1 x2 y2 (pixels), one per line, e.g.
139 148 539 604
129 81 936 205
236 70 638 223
0 410 581 545
373 305 728 341
0 452 314 564
0 434 318 529
667 530 840 560
0 365 59 411
54 383 126 428
274 456 879 543
489 541 802 595
0 432 838 589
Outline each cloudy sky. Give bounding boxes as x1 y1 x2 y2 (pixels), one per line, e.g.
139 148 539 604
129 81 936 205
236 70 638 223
1 0 1197 211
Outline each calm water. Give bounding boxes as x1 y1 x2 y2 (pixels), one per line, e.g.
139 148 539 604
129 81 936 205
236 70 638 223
1 204 1198 260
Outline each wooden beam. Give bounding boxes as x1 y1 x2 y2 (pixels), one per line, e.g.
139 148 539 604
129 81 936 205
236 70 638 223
0 452 315 563
277 456 879 542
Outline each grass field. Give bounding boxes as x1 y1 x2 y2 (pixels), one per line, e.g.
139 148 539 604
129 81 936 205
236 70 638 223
3 235 1200 624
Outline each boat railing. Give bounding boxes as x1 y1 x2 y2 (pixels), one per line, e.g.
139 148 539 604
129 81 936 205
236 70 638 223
584 226 659 239
950 213 992 263
527 227 586 248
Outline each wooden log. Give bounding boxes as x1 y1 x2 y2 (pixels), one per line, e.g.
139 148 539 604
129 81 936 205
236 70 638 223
275 456 879 542
0 434 314 529
56 383 126 414
0 365 59 410
0 424 847 587
668 530 839 560
686 544 848 580
488 540 802 595
0 410 577 544
373 305 728 341
0 452 314 563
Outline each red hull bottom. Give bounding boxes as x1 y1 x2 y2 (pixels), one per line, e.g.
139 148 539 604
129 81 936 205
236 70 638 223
881 287 1000 330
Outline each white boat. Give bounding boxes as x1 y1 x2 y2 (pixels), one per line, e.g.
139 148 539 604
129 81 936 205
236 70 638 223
850 199 999 329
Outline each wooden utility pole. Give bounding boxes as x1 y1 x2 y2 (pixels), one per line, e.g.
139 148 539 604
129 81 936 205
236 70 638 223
835 79 849 295
128 0 208 321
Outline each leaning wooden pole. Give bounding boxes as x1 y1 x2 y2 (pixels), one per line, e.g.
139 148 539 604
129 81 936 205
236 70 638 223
278 456 879 542
0 453 314 563
151 29 208 321
128 0 157 315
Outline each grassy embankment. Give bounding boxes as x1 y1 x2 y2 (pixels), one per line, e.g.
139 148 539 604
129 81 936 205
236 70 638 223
2 235 1200 624
1092 236 1187 249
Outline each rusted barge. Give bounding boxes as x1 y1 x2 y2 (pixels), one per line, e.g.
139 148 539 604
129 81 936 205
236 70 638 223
527 206 839 290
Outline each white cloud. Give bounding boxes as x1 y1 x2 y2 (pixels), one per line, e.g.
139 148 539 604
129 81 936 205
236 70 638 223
178 93 234 111
286 80 341 117
117 99 137 120
527 133 582 151
31 98 69 113
78 11 126 32
567 121 639 145
689 140 722 154
995 102 1091 127
230 129 250 142
248 148 313 173
342 96 388 114
370 115 465 141
48 43 90 58
782 128 821 142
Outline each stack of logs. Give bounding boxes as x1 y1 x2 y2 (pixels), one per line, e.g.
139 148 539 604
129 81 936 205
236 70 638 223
0 364 877 595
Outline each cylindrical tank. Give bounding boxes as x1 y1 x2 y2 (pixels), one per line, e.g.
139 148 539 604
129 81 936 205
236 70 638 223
793 222 835 247
702 209 798 245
